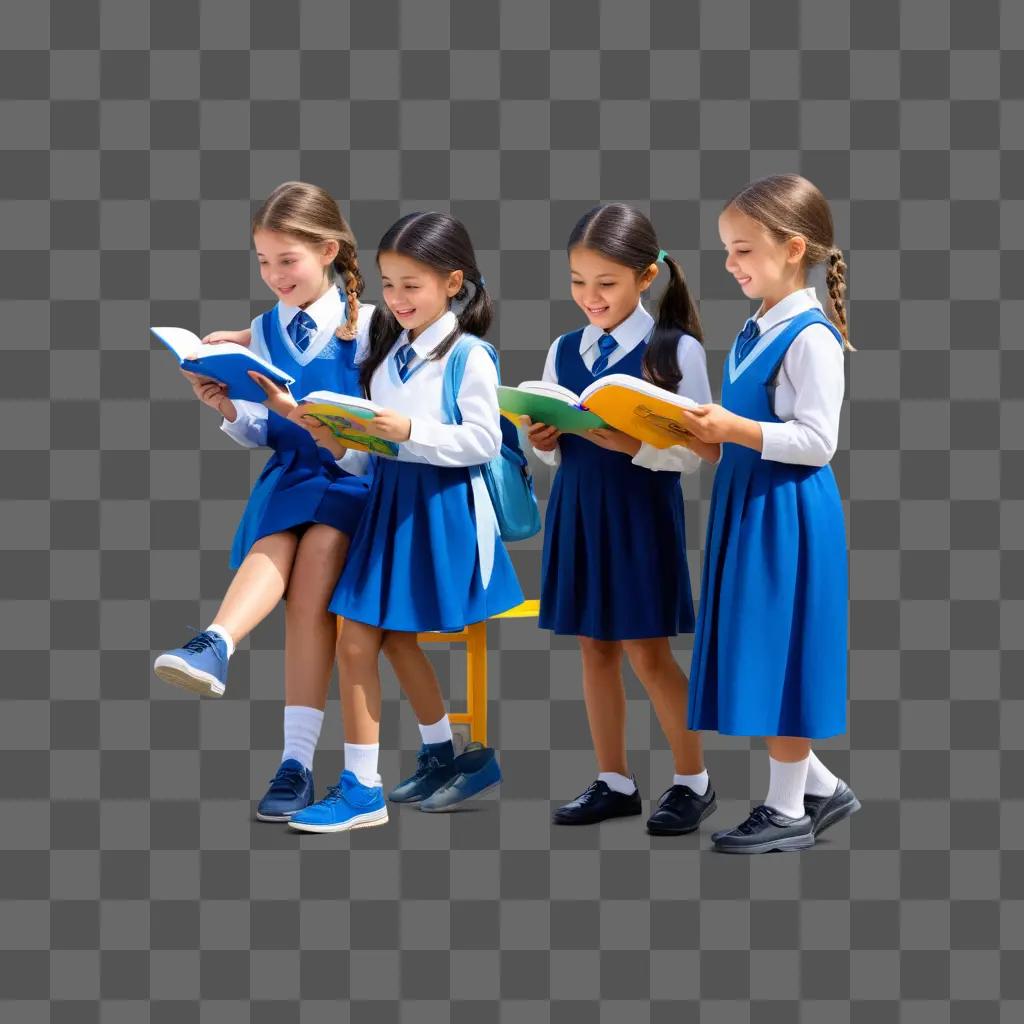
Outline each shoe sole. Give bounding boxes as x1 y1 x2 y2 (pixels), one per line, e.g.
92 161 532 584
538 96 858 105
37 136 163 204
714 832 815 854
154 656 225 698
646 797 718 836
552 805 643 826
418 779 501 813
813 795 862 837
287 807 389 834
255 811 299 822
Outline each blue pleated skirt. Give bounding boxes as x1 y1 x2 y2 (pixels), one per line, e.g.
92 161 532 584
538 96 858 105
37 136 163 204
329 458 524 632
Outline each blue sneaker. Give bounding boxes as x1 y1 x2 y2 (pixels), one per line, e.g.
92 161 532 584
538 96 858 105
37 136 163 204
288 770 389 834
256 759 315 822
154 631 229 698
387 740 457 803
419 743 502 812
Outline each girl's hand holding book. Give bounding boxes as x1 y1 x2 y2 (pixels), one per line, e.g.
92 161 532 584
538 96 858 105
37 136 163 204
181 367 237 422
361 408 412 443
289 407 347 458
584 427 641 457
202 328 252 347
520 416 561 452
249 371 298 417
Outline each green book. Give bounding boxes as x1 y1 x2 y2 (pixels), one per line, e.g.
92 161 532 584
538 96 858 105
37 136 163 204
497 382 607 433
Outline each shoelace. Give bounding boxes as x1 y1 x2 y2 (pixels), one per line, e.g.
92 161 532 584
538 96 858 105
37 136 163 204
411 751 444 779
319 785 346 805
733 805 775 835
574 781 604 806
267 764 307 796
182 631 220 655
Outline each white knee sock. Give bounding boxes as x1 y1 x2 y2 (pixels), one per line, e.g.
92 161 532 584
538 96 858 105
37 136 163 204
344 743 381 788
673 770 709 796
765 756 810 819
598 771 636 795
206 623 235 658
804 751 839 798
281 706 324 772
418 715 453 746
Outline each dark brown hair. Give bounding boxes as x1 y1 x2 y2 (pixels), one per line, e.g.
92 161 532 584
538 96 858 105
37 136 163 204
360 212 492 395
567 203 703 391
252 181 364 339
724 174 853 351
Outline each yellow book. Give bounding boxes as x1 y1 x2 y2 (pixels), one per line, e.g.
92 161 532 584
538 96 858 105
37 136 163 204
576 373 699 449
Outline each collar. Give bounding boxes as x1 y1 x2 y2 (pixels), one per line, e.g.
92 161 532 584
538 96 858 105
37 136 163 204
401 309 460 358
277 284 343 333
580 300 655 356
754 287 822 335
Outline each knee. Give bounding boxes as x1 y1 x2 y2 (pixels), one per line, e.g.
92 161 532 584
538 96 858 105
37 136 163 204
579 637 621 672
624 641 675 683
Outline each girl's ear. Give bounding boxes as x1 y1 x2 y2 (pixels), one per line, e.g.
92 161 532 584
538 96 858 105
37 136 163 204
321 239 340 265
638 262 659 290
786 235 807 265
446 268 464 297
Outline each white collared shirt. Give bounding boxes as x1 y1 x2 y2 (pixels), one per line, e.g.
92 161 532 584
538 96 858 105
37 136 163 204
743 287 846 468
219 285 374 454
530 300 712 476
357 309 502 469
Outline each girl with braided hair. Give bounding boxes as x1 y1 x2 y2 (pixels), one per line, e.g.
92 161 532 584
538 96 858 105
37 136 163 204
154 182 406 823
675 174 860 853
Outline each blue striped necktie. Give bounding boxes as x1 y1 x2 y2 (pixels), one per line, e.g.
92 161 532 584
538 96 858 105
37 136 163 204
287 310 316 353
395 342 417 382
591 333 619 376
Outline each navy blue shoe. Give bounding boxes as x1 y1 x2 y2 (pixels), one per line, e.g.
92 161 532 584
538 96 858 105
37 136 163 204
154 631 229 698
419 743 502 812
388 740 457 803
256 759 315 822
288 770 389 834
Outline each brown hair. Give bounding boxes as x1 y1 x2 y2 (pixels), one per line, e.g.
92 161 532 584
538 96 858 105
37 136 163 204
568 203 703 391
251 181 364 339
724 174 853 351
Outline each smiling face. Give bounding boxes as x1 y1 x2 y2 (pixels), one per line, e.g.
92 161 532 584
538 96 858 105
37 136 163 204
378 250 463 340
254 228 338 309
569 245 657 333
719 205 807 310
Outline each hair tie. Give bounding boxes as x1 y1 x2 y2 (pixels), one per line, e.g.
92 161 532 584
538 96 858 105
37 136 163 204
478 276 486 288
657 249 668 264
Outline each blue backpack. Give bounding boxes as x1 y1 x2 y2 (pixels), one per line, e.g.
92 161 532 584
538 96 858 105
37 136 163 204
441 336 542 543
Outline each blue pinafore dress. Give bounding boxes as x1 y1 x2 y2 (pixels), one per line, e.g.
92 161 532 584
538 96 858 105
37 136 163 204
229 293 371 568
329 335 524 633
687 309 848 739
538 329 695 641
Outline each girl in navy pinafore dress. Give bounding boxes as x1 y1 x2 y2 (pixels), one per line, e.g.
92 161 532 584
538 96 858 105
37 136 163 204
526 204 721 835
676 174 861 854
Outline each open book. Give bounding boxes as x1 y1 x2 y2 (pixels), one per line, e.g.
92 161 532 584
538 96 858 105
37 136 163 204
152 326 294 405
298 390 400 458
499 373 698 448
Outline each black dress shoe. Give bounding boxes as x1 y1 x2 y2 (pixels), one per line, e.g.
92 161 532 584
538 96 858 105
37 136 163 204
646 783 717 836
712 805 815 854
804 778 861 836
552 779 642 826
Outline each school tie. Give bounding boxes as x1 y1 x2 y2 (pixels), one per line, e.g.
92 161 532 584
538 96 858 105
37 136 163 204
734 318 760 363
394 341 417 382
287 310 317 353
591 333 619 376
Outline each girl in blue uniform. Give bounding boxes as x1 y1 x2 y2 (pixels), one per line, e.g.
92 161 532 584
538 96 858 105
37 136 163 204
525 204 721 835
676 174 860 853
153 182 393 822
288 212 524 833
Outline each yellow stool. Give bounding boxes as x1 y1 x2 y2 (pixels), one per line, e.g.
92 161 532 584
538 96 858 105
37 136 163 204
416 599 539 746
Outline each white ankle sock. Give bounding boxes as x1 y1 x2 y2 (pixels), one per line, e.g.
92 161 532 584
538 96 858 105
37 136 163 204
598 771 636 795
804 751 839 798
206 623 235 658
344 743 381 788
281 706 324 772
765 756 810 819
673 769 709 796
418 715 453 746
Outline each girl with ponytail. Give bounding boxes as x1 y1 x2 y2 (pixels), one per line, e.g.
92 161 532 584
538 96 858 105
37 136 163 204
677 173 859 854
524 203 720 835
287 212 523 833
155 181 409 824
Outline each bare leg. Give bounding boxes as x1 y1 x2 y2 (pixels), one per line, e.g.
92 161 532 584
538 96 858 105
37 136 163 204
578 637 628 776
622 637 704 776
209 531 299 643
283 525 349 710
379 631 447 726
336 619 385 744
765 736 813 763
